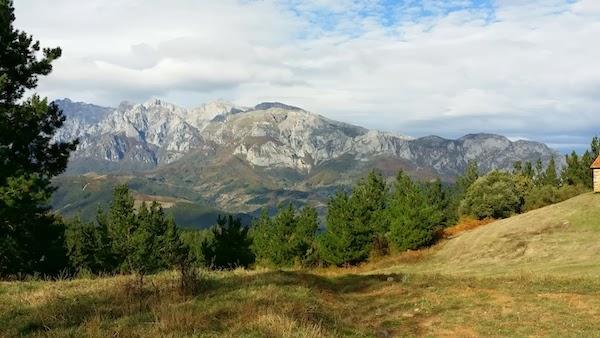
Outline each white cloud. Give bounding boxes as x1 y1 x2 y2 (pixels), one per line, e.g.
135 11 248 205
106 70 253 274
13 0 600 149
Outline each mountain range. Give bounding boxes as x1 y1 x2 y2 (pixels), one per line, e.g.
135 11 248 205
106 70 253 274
51 98 561 228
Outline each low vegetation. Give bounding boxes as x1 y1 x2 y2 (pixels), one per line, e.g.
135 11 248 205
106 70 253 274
4 259 600 337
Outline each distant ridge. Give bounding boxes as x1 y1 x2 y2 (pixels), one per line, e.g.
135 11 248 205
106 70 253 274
51 98 561 215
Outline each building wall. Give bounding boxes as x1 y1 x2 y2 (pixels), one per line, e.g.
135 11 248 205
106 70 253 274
595 169 600 193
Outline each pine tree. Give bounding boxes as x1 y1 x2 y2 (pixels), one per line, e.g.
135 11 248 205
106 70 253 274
388 171 443 251
446 160 480 227
94 208 117 272
252 204 318 267
202 215 254 269
581 151 594 187
318 191 372 266
129 202 164 285
457 160 479 192
250 209 274 265
424 178 454 226
350 170 389 254
0 0 78 277
64 217 99 274
592 136 600 159
104 185 138 272
513 161 523 175
534 159 544 186
292 206 319 264
271 203 297 265
543 157 559 187
523 161 534 179
162 215 190 270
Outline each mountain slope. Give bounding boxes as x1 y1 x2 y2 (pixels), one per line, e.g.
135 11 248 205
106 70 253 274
55 98 559 177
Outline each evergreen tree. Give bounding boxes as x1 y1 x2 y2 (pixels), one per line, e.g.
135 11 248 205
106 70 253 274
292 206 319 264
446 160 480 227
0 0 78 277
128 202 164 285
162 215 190 270
581 151 594 187
523 161 535 179
250 209 275 264
252 204 318 267
318 191 372 266
387 171 443 251
350 170 389 254
561 151 591 187
202 215 254 269
351 170 389 235
424 178 454 226
104 185 138 272
94 208 117 272
534 159 544 186
513 161 523 175
592 136 600 159
457 160 479 192
64 217 99 274
543 157 559 187
271 204 298 265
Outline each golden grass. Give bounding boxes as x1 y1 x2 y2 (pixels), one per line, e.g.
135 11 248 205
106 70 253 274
3 269 600 337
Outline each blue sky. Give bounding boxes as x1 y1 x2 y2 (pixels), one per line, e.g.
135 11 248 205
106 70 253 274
13 0 600 153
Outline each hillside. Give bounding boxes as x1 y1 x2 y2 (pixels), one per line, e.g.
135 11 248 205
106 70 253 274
4 193 600 337
375 192 600 277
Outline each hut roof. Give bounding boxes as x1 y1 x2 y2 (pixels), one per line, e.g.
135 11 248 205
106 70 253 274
591 155 600 169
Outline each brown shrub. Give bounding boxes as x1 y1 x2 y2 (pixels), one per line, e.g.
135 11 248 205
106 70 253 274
440 217 494 239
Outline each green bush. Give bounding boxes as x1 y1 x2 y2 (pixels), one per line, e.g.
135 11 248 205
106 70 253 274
524 184 589 211
459 171 526 220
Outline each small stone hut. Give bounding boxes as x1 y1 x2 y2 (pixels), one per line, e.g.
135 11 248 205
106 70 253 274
592 155 600 193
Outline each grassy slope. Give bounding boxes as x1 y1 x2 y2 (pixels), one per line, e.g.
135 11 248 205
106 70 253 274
376 192 600 277
3 193 600 337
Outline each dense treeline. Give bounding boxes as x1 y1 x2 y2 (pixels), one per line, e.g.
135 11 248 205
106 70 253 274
64 185 190 283
4 142 598 277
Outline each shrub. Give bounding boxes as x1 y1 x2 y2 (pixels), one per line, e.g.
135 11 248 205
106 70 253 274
459 171 526 220
524 184 589 211
439 217 494 239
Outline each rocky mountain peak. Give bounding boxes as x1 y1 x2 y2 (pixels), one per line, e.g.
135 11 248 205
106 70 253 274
56 98 561 180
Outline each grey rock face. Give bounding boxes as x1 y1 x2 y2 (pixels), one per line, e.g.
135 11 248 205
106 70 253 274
55 99 561 178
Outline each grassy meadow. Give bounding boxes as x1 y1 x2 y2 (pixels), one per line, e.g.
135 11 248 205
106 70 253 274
3 193 600 337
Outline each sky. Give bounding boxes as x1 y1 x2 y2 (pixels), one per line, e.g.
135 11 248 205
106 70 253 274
13 0 600 152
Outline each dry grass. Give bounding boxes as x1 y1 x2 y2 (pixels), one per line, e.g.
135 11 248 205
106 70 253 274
3 270 600 337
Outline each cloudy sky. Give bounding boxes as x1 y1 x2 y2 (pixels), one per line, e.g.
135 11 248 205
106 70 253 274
14 0 600 152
